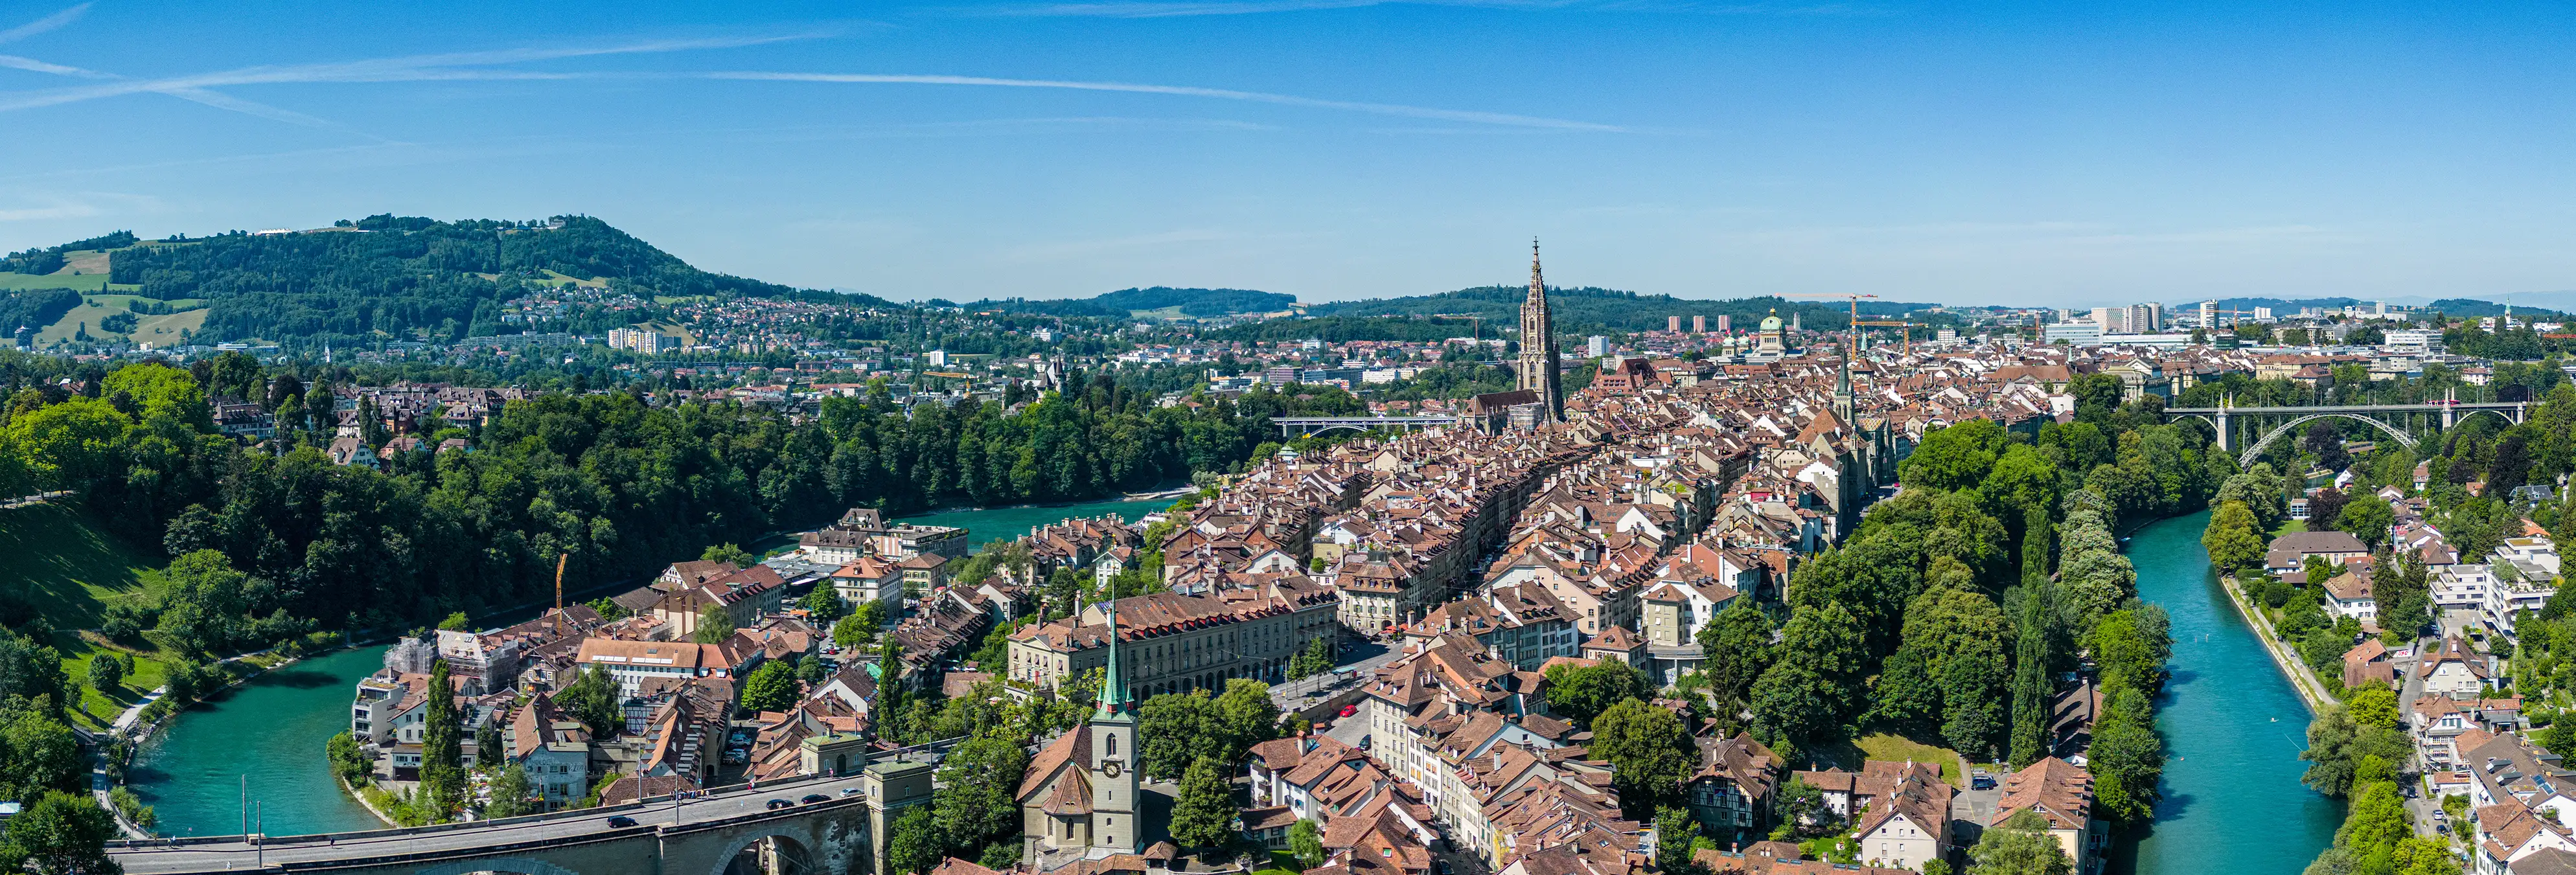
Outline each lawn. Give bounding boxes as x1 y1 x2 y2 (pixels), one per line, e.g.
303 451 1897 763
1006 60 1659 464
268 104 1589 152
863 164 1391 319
0 503 163 631
1850 733 1964 786
0 503 177 729
59 634 170 730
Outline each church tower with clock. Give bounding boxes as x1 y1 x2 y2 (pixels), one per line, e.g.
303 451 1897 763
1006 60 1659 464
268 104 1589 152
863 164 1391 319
1087 602 1142 854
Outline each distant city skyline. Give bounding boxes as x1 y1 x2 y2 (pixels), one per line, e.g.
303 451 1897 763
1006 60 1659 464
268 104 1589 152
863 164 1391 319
0 2 2571 306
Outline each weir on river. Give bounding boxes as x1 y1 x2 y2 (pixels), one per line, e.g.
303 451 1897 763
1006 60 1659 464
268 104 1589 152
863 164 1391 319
2115 509 2339 874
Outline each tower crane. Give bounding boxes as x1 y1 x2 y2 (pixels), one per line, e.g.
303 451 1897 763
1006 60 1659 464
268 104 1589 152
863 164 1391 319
1780 293 1917 355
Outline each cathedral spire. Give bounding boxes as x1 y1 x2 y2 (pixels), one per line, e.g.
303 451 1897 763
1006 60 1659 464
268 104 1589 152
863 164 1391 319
1529 238 1544 298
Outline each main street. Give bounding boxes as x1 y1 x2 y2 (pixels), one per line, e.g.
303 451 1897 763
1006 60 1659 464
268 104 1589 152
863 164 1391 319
109 773 872 875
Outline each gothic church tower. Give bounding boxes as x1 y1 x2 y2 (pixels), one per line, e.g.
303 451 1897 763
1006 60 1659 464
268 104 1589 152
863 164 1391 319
1517 240 1564 421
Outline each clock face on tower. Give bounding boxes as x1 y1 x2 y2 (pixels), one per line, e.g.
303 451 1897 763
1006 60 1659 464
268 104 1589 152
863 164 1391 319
1103 760 1123 778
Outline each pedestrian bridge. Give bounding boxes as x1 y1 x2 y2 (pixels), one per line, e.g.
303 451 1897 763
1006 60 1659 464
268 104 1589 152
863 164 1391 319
109 774 874 875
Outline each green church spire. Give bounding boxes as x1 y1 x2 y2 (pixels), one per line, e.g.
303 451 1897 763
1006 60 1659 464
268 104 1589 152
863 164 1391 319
1095 600 1132 718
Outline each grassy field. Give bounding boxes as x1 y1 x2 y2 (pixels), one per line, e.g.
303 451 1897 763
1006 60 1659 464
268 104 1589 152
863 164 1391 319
0 503 176 729
60 635 169 729
35 294 209 344
0 503 164 631
0 271 108 291
537 269 606 289
1847 733 1965 785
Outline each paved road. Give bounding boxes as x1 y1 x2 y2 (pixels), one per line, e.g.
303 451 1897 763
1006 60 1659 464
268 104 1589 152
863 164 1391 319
1271 641 1402 714
109 775 871 874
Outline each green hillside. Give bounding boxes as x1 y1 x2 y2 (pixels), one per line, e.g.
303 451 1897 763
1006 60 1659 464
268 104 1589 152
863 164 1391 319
0 501 178 728
0 214 899 347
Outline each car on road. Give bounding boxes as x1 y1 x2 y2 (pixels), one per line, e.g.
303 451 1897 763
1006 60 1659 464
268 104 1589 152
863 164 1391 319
801 793 831 804
1338 705 1357 718
766 799 794 810
841 787 863 796
1970 771 1996 790
606 815 638 828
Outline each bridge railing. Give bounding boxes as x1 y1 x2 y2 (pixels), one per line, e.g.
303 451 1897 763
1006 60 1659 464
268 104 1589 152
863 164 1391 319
104 770 861 849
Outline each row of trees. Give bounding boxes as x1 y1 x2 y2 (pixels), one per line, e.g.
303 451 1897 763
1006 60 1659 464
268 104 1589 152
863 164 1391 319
0 354 1337 646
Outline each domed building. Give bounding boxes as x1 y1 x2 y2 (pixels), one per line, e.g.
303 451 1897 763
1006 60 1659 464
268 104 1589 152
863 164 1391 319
1750 309 1789 361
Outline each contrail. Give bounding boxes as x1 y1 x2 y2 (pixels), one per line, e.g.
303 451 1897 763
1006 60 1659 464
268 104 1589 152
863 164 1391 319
706 71 1624 132
0 3 89 45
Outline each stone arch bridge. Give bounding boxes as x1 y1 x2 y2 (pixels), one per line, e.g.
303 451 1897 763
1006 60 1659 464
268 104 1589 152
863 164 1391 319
109 775 880 875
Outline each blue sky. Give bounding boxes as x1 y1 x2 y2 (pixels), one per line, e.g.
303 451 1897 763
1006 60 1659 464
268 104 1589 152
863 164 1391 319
0 1 2568 306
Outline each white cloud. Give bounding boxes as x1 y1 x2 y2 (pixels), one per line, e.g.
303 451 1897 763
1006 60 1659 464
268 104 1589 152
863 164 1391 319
705 71 1624 131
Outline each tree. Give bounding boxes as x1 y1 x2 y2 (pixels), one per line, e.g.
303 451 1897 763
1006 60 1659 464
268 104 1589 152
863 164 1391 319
1289 818 1324 870
2346 685 2400 730
886 806 942 875
1966 809 2073 875
1169 756 1239 848
0 791 121 875
742 661 801 712
2201 501 2266 571
1696 600 1775 709
1 709 82 801
2008 580 2053 768
552 667 622 737
1545 659 1650 726
2338 499 2395 550
2086 688 2163 822
1213 679 1284 758
694 605 736 644
1751 604 1867 755
1139 690 1217 781
702 543 755 567
1900 419 2005 492
800 587 846 624
833 614 872 649
1591 698 1692 810
422 659 463 816
437 611 470 631
935 734 1031 851
485 766 536 819
474 718 505 771
84 656 123 694
1289 635 1333 679
1655 806 1699 872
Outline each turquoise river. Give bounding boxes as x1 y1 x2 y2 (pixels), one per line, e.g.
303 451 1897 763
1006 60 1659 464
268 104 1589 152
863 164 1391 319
124 497 1178 838
126 501 2340 872
2111 508 2339 874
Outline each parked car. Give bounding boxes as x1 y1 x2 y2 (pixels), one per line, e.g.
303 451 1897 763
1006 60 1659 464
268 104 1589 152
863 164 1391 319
766 799 794 810
840 787 864 796
1338 705 1358 718
801 793 831 804
1359 734 1372 750
1970 771 1996 790
606 815 638 828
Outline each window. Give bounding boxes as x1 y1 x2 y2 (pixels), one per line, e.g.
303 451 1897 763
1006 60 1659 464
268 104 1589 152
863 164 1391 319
1107 734 1118 756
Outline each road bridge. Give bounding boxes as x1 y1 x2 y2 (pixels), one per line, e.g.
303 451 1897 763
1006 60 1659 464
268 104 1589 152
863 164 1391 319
1271 416 1460 437
2163 395 2529 466
110 772 886 875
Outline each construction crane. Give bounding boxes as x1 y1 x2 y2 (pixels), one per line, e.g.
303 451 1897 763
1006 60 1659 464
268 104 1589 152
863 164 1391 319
1429 313 1486 341
1781 293 1916 355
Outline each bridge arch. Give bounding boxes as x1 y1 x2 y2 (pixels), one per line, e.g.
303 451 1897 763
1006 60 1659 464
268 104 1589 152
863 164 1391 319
2240 413 2418 468
416 859 585 875
708 828 820 875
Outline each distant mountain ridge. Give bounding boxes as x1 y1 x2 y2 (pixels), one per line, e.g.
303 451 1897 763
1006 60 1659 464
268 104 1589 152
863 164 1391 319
0 214 890 345
962 287 1297 319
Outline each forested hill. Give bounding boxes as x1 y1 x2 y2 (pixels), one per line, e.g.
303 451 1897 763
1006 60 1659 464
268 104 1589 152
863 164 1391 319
1299 286 1941 337
8 214 891 345
962 286 1297 319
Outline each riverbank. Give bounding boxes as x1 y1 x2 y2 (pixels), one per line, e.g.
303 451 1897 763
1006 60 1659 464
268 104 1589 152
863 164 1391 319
2213 571 2332 713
